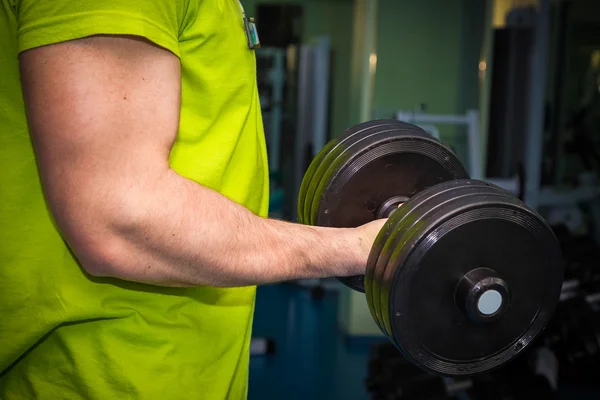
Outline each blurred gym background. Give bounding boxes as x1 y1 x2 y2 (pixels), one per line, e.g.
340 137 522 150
248 0 600 399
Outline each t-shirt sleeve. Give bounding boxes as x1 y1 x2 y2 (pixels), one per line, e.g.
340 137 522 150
15 0 181 57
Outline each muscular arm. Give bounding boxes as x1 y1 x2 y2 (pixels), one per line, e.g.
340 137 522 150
19 36 376 287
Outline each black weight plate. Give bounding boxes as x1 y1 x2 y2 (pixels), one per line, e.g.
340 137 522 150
375 182 526 360
375 185 508 340
368 181 498 338
314 125 468 292
377 183 511 339
300 119 408 224
298 140 337 224
388 190 561 375
381 180 563 376
297 119 405 224
366 218 406 335
310 123 432 226
365 183 479 337
378 186 518 341
388 197 561 375
305 120 425 226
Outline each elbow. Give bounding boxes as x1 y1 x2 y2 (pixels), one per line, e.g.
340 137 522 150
71 232 129 278
40 172 155 280
55 202 138 279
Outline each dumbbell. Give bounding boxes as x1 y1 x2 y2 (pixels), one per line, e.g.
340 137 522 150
298 120 564 376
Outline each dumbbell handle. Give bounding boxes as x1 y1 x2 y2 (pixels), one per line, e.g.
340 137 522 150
376 196 408 219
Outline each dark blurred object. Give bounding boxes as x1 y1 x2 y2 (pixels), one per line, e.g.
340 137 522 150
544 0 572 185
563 93 600 174
542 298 600 385
310 285 326 301
365 342 454 400
467 355 556 400
249 337 277 356
469 374 555 400
485 26 533 180
552 224 600 289
542 226 600 388
365 341 554 400
560 21 600 176
256 5 302 48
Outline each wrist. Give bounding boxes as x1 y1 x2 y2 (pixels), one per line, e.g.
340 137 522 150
262 219 369 281
311 227 368 278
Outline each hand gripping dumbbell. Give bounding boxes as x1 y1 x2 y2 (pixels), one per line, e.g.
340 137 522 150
298 120 564 376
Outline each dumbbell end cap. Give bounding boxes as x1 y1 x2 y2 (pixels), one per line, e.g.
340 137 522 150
455 267 510 323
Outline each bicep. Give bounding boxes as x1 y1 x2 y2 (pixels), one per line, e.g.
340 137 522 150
19 35 181 244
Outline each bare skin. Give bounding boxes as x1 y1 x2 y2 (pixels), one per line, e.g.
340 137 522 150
19 35 386 288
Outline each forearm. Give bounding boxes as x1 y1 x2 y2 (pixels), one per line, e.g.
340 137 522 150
70 169 367 287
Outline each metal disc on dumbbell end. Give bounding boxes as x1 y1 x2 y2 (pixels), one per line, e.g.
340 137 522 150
367 181 499 337
297 119 406 224
378 180 564 376
311 123 468 294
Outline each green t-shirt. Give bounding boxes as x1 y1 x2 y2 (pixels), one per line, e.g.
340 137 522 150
0 0 269 398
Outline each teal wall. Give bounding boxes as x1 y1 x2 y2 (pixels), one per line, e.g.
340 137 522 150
372 0 485 119
368 0 486 164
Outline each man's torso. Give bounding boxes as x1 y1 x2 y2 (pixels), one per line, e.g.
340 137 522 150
0 0 269 398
